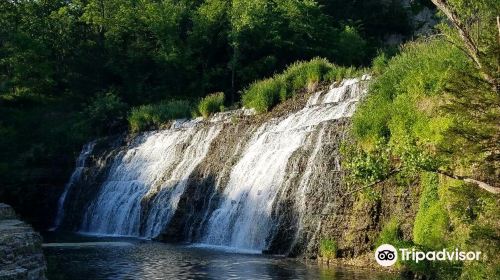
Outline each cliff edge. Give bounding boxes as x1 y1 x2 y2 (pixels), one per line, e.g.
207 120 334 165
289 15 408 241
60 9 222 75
0 203 46 280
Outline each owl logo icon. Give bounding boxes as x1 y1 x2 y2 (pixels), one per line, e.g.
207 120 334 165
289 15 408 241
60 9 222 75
375 244 398 266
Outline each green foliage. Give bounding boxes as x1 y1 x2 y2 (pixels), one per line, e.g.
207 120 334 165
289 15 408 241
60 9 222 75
376 217 403 247
413 173 449 249
353 39 465 149
319 238 337 259
342 142 391 185
371 52 389 76
345 2 499 275
128 100 192 132
242 77 284 113
242 58 362 113
84 92 128 135
197 92 225 118
334 25 368 65
435 0 499 84
282 58 335 92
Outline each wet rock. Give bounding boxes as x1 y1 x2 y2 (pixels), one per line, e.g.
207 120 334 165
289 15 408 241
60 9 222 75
0 203 47 280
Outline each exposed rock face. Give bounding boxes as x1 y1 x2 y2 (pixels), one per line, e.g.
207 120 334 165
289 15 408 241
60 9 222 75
59 76 419 260
0 203 46 280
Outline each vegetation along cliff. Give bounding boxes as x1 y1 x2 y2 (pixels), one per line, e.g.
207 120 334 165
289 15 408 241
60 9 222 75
0 0 498 279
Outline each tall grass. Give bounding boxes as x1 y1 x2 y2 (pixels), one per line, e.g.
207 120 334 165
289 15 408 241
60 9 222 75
128 100 192 132
197 92 225 118
242 58 362 113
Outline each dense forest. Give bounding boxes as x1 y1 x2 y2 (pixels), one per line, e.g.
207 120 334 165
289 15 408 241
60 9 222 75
0 0 499 278
0 0 425 226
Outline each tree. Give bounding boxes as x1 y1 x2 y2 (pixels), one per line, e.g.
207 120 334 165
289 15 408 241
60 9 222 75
431 0 499 90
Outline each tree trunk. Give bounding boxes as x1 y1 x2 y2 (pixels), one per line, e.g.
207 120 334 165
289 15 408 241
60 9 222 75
431 0 497 89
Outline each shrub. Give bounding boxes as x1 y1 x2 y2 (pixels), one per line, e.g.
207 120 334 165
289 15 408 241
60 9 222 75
85 92 128 135
376 217 403 247
352 39 467 151
413 173 449 249
197 92 225 118
319 238 337 259
282 58 334 93
128 100 192 132
242 77 284 113
242 58 362 113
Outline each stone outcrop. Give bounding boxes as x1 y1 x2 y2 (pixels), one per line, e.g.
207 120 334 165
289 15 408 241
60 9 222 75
0 203 46 280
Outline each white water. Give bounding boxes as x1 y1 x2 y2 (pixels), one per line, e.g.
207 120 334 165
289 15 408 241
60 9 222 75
201 78 368 251
70 77 368 248
80 125 221 237
51 142 95 230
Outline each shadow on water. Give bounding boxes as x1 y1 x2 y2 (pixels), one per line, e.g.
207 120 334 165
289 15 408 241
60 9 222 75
43 233 402 280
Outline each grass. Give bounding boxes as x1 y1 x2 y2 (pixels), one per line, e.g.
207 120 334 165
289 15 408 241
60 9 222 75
128 100 192 132
197 92 225 118
242 58 363 113
376 217 403 247
413 173 448 249
319 238 337 259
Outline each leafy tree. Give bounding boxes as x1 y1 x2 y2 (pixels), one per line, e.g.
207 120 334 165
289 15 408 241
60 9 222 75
431 0 499 89
84 92 128 135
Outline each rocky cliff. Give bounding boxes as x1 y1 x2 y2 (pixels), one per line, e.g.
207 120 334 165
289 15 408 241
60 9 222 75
0 203 46 280
57 77 420 261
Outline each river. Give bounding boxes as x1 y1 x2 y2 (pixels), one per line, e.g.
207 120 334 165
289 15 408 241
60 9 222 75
43 233 400 280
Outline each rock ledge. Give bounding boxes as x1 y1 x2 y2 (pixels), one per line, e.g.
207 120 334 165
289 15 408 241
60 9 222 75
0 203 47 280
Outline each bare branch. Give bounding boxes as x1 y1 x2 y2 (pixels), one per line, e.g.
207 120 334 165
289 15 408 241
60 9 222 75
433 169 500 194
342 169 400 198
342 168 500 197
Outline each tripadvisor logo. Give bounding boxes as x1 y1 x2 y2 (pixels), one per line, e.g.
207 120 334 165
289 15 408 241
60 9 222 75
375 244 398 267
374 244 482 267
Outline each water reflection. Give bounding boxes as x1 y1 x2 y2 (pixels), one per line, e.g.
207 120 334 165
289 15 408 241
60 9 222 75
44 234 400 280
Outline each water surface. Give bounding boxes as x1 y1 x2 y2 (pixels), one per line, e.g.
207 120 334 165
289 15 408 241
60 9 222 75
43 233 400 280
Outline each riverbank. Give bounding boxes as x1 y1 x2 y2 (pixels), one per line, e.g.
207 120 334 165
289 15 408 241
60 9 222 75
0 203 47 280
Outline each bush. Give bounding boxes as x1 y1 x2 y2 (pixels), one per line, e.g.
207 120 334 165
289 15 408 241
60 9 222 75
197 92 225 118
352 39 467 150
85 92 128 135
376 217 403 247
319 238 337 259
282 58 334 93
334 25 368 65
242 77 284 113
242 58 362 113
128 100 192 132
413 173 449 249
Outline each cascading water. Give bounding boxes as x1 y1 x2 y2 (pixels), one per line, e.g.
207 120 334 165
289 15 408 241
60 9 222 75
200 77 367 251
60 77 369 253
51 141 95 230
80 124 221 237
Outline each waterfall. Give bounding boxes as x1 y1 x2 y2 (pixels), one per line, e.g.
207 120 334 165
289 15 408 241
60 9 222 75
62 77 369 252
79 124 221 237
51 141 95 230
200 77 367 251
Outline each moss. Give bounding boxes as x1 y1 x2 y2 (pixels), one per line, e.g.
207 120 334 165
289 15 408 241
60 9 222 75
319 238 337 259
